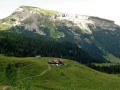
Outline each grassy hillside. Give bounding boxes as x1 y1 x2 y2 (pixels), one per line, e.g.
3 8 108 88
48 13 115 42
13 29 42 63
0 55 120 90
20 6 58 15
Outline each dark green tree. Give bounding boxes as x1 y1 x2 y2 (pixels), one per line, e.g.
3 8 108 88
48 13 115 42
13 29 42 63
5 63 17 86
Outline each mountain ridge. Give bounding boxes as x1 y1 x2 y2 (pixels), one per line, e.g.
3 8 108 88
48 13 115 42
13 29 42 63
0 6 118 32
0 6 120 63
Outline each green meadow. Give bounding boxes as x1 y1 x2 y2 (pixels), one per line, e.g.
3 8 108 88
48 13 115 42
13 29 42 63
0 55 120 90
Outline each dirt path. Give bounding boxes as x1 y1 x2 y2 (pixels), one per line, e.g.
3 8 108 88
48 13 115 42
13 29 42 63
2 65 51 90
22 64 51 80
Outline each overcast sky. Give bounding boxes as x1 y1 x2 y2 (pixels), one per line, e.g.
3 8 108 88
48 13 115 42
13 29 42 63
0 0 120 25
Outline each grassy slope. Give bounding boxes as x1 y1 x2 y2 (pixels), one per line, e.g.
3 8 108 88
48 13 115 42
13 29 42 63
95 53 120 66
20 6 58 15
0 55 120 90
105 53 120 63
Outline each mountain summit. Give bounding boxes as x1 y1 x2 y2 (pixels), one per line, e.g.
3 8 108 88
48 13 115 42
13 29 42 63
0 6 118 35
0 6 120 62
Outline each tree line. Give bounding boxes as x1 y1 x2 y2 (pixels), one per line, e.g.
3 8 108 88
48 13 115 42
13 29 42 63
87 63 120 74
0 31 100 64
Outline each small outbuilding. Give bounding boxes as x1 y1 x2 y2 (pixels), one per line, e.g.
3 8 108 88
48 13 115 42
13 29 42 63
35 55 41 58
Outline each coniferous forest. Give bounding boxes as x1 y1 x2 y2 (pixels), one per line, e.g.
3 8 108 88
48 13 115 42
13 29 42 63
0 31 98 64
87 64 120 74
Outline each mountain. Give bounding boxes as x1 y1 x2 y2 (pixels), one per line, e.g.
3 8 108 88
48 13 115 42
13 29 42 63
0 55 120 90
0 6 120 63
